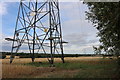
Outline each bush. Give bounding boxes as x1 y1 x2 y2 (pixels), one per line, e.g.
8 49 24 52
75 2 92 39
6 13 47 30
1 55 6 59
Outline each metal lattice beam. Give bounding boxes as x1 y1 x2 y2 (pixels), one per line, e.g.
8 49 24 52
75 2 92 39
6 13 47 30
6 0 67 65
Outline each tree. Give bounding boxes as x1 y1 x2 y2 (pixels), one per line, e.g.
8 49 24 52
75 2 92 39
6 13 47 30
85 2 120 57
84 2 120 77
93 45 103 55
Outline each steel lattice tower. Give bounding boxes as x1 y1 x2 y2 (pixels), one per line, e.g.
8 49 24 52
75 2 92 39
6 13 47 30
6 0 66 64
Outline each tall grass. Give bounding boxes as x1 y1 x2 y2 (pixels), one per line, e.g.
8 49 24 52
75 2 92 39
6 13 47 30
23 59 118 78
2 57 118 78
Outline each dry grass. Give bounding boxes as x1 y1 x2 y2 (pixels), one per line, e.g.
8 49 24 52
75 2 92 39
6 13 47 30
2 57 102 64
5 55 11 59
2 57 81 78
2 57 117 78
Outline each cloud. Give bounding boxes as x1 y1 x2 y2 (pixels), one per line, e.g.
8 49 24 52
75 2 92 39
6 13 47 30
60 2 89 21
0 2 8 15
64 33 99 46
62 19 97 34
0 34 12 52
64 33 89 45
60 2 98 36
63 33 100 54
64 44 95 54
59 2 100 54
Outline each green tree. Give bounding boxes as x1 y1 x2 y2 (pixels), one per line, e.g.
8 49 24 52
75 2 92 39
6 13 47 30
85 2 120 57
85 2 120 77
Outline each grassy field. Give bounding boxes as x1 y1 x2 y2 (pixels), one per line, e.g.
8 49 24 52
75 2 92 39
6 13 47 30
2 57 119 78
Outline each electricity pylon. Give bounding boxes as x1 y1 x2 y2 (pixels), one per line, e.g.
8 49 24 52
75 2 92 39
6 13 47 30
5 0 67 64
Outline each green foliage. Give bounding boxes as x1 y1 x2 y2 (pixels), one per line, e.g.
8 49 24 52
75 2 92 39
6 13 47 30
85 2 120 55
1 55 6 59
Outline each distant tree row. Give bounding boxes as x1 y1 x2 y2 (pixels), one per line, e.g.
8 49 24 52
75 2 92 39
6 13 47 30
1 52 95 59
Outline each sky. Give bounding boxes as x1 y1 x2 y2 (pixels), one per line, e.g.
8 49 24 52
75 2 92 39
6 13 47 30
0 1 100 54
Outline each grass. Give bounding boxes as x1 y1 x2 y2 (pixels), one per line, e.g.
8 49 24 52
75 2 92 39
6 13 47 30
23 58 118 78
24 61 88 69
24 58 117 69
2 57 119 78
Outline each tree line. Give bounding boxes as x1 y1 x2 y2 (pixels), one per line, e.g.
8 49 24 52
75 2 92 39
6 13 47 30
1 52 95 59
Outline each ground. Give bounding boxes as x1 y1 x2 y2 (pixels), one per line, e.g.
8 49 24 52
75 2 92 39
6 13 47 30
1 57 119 78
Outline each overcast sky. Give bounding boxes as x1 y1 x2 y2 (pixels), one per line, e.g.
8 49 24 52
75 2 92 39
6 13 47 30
0 1 100 54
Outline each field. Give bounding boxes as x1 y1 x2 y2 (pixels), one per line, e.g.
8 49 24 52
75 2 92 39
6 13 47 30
2 57 119 78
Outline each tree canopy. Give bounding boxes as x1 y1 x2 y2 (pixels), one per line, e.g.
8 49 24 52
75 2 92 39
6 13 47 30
85 2 120 56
